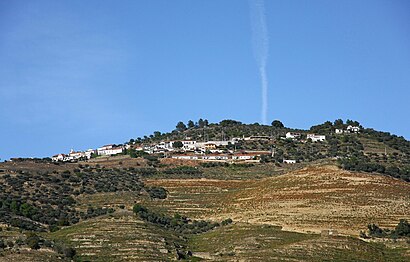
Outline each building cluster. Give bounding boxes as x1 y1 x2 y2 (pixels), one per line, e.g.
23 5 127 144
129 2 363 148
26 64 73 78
51 149 96 162
97 144 126 156
52 144 127 162
51 126 361 163
171 151 268 162
285 132 326 142
144 139 237 154
139 135 272 154
335 125 361 134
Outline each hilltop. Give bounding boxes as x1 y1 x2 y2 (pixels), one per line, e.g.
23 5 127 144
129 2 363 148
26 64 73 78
121 118 410 181
1 119 409 261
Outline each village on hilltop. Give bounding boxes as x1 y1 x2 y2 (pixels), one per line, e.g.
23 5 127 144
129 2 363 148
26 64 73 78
51 124 360 164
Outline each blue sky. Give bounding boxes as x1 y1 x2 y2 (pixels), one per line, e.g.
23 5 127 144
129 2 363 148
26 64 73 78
1 0 409 160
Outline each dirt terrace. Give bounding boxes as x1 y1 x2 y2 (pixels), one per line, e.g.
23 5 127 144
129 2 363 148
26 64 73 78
145 165 410 235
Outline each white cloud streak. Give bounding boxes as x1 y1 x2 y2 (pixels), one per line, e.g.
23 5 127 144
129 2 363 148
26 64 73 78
249 0 269 125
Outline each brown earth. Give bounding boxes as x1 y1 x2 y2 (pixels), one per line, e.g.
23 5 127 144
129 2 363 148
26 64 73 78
145 165 410 235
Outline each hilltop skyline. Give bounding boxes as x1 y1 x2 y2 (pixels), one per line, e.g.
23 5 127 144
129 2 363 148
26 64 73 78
1 0 410 160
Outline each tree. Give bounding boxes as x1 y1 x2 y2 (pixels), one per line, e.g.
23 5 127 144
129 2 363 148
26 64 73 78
395 219 410 237
147 187 167 199
133 204 147 214
220 119 241 126
173 141 183 149
346 119 360 127
187 120 195 129
26 233 40 250
0 239 5 249
271 120 284 128
334 119 344 128
176 121 187 132
198 118 205 128
153 131 161 138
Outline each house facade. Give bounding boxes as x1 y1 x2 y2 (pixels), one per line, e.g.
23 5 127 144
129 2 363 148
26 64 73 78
97 145 124 156
286 132 301 139
307 134 326 142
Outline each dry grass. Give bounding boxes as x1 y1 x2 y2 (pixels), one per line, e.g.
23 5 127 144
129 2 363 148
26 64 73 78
48 211 181 261
145 165 410 235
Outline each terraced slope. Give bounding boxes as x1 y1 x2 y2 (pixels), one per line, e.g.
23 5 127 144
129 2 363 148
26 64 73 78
145 165 410 235
188 223 407 261
48 211 183 261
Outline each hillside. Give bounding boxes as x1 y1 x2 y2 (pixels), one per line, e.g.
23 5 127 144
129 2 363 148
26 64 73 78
145 165 410 235
1 119 410 261
122 119 410 181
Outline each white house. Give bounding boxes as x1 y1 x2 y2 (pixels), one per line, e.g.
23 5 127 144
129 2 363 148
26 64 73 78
335 126 360 134
52 154 66 162
84 149 96 159
347 125 360 133
52 148 96 162
307 134 326 142
244 136 271 141
171 155 199 160
68 149 86 160
283 159 296 164
232 154 253 160
182 140 197 151
156 141 174 151
203 155 229 161
97 145 124 156
286 132 301 139
335 129 345 134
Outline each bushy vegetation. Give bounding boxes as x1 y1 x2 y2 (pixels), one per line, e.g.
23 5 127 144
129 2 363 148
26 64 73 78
0 232 76 259
163 166 203 176
132 204 230 235
361 220 410 239
0 166 167 231
124 118 410 181
127 167 158 177
362 129 410 155
146 186 167 199
339 156 410 181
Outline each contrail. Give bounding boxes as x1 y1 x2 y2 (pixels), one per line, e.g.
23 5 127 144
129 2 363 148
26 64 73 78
249 0 269 125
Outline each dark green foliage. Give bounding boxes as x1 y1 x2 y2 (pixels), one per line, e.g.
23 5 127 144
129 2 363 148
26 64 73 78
365 220 410 239
271 120 284 128
176 121 187 132
200 162 229 168
163 166 203 176
363 128 410 155
127 148 148 158
219 119 242 127
143 155 161 166
221 218 233 226
132 204 147 214
339 156 410 181
26 233 40 250
198 118 206 128
395 219 410 237
0 239 5 249
172 141 184 149
310 121 335 135
132 167 158 177
80 207 115 220
146 186 167 199
367 224 387 238
187 120 195 129
133 205 222 235
53 241 76 258
0 167 166 231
